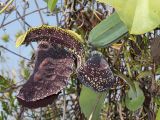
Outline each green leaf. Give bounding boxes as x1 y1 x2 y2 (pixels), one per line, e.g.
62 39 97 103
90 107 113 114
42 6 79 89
47 0 58 12
97 0 160 34
89 12 128 48
156 108 160 120
125 82 145 111
79 86 106 120
16 33 26 47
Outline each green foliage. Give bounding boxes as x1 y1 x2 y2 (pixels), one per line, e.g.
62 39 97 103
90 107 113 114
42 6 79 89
47 0 58 12
79 86 106 120
89 12 128 47
97 0 160 34
125 82 145 111
0 75 18 119
0 75 14 91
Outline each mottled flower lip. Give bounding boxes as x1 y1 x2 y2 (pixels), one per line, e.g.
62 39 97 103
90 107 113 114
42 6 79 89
17 44 75 108
17 93 59 109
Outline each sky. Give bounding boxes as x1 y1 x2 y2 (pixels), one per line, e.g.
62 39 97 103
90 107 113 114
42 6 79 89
0 0 57 77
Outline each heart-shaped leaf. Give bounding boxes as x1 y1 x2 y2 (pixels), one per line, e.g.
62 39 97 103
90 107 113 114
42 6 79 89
79 86 106 120
125 82 145 111
89 12 128 48
97 0 160 34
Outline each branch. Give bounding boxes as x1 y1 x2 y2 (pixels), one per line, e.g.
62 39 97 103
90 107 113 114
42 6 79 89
0 7 47 29
34 0 45 24
16 10 31 27
0 0 14 14
0 45 30 61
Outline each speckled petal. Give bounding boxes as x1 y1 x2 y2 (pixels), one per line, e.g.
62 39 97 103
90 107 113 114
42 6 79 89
77 52 115 92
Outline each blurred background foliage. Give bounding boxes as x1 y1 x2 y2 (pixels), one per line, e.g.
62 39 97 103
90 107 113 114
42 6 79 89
1 0 160 120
